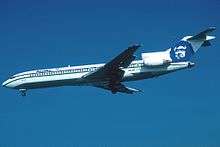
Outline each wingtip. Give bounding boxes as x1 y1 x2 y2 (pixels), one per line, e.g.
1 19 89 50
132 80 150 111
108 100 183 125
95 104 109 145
130 43 143 49
130 43 143 47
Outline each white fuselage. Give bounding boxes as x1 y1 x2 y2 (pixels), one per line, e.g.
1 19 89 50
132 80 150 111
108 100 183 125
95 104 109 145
2 27 215 94
2 60 193 90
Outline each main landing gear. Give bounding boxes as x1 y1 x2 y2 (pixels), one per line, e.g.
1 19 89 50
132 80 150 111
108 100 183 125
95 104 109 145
111 89 117 94
19 89 27 96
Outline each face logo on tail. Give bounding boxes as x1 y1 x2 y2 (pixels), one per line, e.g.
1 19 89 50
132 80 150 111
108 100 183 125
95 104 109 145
173 45 187 59
170 40 194 62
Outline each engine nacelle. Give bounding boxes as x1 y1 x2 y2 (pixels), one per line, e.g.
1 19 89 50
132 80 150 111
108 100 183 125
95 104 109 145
143 58 171 66
142 51 172 67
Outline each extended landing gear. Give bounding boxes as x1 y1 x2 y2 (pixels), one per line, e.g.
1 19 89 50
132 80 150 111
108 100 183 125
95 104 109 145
109 82 118 94
111 90 117 94
19 89 27 96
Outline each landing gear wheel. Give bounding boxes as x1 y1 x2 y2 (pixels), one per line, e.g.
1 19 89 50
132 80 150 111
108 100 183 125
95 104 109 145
111 90 117 94
19 89 27 97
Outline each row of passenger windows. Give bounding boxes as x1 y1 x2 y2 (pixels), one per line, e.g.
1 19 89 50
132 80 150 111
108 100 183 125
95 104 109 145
29 63 144 77
128 63 144 68
30 67 98 77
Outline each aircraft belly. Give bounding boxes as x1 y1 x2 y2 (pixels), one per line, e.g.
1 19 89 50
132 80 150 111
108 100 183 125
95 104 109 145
15 74 90 89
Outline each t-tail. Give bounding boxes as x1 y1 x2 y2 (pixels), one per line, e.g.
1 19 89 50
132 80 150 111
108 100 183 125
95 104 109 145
170 27 216 62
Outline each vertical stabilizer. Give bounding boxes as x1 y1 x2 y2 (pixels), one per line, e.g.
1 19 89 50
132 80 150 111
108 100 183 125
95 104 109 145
170 27 216 62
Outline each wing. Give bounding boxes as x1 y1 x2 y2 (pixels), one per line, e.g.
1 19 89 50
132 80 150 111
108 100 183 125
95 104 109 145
93 82 142 94
83 44 142 94
83 44 141 81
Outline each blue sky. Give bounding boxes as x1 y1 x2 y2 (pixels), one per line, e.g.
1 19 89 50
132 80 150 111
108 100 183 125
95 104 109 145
0 0 220 146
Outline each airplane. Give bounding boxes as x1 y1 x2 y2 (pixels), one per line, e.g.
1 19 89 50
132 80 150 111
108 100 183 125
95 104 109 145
2 27 216 96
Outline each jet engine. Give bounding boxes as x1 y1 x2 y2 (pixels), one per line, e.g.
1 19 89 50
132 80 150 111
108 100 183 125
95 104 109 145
141 51 172 67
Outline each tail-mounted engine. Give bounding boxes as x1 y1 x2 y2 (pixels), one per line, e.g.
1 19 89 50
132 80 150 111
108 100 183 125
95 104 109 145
142 50 172 67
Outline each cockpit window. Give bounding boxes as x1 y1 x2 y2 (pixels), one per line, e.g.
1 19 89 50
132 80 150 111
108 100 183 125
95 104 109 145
9 76 15 79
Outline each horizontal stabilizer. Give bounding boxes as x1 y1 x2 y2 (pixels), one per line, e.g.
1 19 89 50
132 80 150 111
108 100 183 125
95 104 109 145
206 35 216 41
188 27 216 41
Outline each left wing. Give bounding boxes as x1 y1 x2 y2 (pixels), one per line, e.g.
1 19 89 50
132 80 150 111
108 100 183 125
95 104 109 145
83 44 142 94
83 44 141 81
93 82 142 94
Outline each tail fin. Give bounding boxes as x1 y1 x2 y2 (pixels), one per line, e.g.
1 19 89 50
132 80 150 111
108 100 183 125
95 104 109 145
170 27 216 62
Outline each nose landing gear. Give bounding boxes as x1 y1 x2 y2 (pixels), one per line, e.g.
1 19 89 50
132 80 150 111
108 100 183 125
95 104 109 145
19 89 27 96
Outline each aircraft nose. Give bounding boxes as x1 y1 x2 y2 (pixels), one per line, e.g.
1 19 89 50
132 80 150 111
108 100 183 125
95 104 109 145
2 80 9 87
